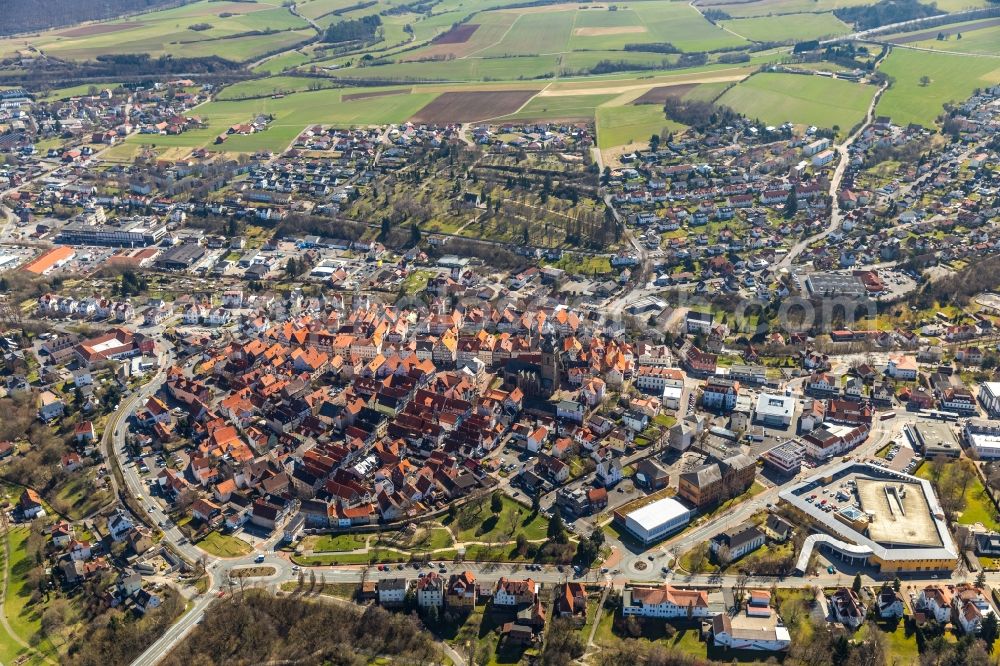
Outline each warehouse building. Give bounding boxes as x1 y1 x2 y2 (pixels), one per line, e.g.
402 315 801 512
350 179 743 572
615 495 691 545
154 243 206 270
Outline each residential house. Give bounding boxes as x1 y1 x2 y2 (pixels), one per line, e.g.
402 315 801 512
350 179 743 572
621 585 711 618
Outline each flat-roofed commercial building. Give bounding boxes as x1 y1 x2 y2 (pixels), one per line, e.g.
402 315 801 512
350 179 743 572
755 393 796 427
779 462 958 574
762 440 804 476
963 419 1000 459
905 420 961 458
59 220 166 247
615 496 692 545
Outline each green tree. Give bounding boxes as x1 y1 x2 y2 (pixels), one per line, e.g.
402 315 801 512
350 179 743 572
852 572 862 595
547 513 567 544
490 491 503 515
784 190 798 218
982 612 999 651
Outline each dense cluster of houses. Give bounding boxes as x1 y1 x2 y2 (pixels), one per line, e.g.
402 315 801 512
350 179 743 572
134 297 692 534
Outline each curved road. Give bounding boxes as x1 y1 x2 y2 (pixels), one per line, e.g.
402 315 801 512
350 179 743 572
778 80 889 270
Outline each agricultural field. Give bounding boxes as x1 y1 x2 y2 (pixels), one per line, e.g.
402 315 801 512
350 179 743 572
717 72 876 132
875 47 1000 128
906 24 1000 56
216 75 342 100
698 0 880 19
596 104 684 149
0 0 314 62
883 17 1000 44
499 93 619 121
409 90 536 123
722 12 851 42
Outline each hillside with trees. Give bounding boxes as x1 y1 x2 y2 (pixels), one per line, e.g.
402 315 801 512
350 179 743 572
1 0 188 36
162 591 443 665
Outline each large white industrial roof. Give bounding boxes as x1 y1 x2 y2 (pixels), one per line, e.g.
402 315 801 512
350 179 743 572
627 497 689 531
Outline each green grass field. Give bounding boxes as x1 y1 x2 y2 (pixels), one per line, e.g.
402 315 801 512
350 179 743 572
4 528 58 662
216 75 344 99
597 104 683 149
195 530 253 558
723 12 850 42
876 48 1000 128
500 93 617 121
717 72 876 132
445 496 548 543
908 25 1000 56
306 533 368 552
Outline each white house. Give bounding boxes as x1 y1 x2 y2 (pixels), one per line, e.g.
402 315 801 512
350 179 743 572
886 354 918 380
37 391 65 422
917 585 953 624
526 426 548 453
556 399 586 424
493 578 538 607
713 592 791 652
107 512 135 542
829 587 865 629
953 584 997 635
69 539 93 561
709 523 765 561
378 578 408 606
416 572 444 608
622 585 711 619
595 458 623 487
876 587 905 619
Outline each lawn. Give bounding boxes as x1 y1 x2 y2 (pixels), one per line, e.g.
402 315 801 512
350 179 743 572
292 551 405 566
52 473 112 521
195 530 253 558
717 72 876 133
877 618 919 665
36 82 120 101
4 527 58 662
445 496 548 543
695 481 767 525
597 104 684 150
401 270 435 295
306 533 367 553
217 75 344 100
279 581 359 599
876 48 1000 129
